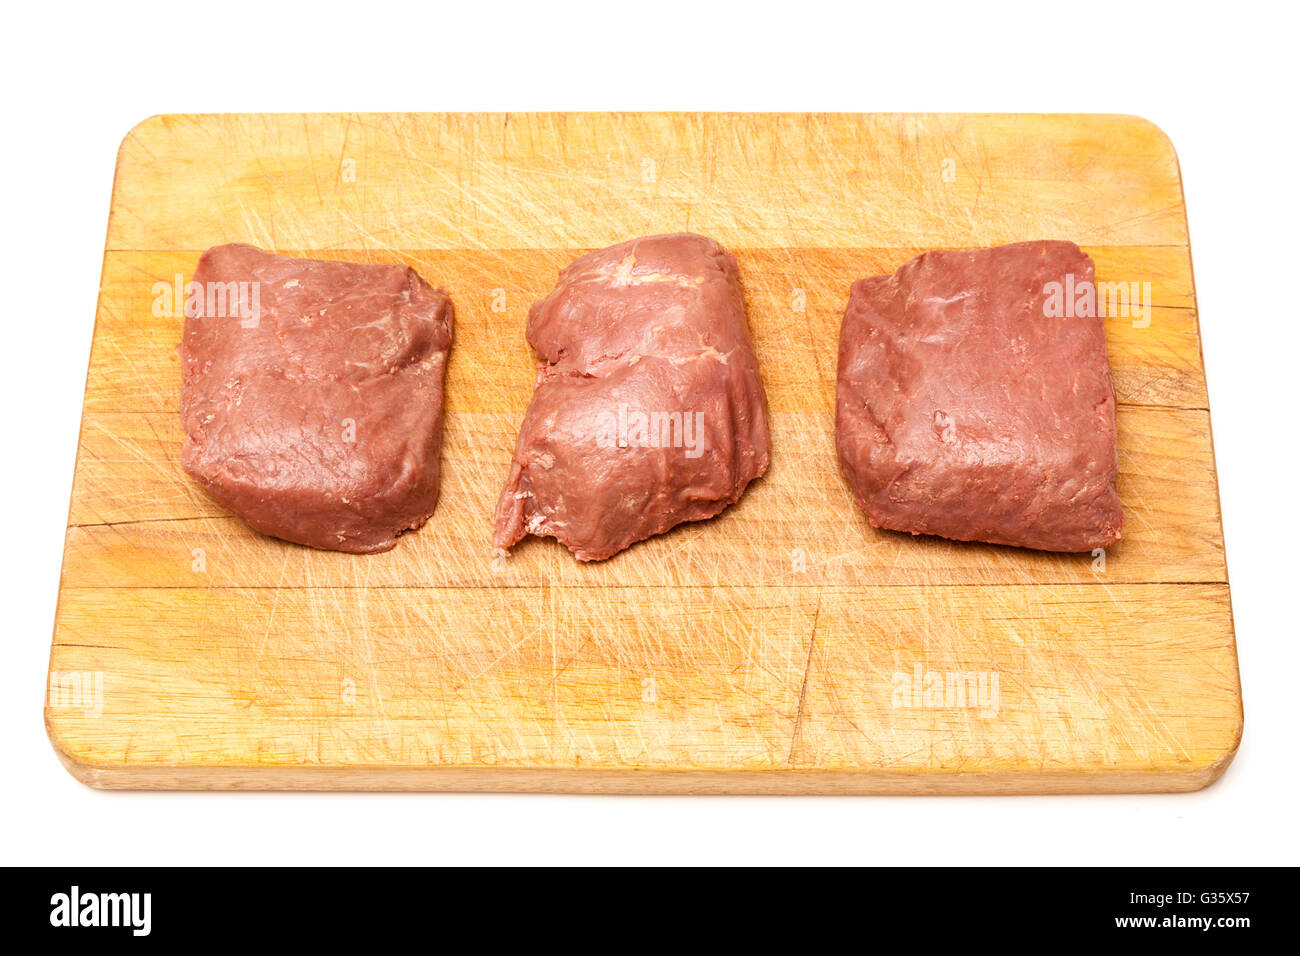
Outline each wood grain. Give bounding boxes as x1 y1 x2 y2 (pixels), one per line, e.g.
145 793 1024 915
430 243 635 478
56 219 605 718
47 113 1239 792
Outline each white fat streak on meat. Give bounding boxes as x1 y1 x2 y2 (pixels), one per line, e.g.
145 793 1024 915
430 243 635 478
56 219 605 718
669 345 732 366
593 253 707 290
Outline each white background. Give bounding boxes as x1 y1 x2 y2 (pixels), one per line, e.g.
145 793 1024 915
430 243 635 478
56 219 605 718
3 2 1296 865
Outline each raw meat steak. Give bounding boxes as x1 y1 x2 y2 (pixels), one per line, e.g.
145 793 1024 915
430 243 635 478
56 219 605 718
493 233 770 561
180 244 454 553
836 240 1122 552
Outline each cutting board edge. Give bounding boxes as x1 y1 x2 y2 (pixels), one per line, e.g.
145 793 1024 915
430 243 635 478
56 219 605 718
47 752 1241 795
47 710 1242 795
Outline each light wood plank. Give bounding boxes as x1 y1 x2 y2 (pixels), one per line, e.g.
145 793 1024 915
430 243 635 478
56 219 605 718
84 246 1206 415
62 406 1225 587
48 584 1239 793
109 114 1188 251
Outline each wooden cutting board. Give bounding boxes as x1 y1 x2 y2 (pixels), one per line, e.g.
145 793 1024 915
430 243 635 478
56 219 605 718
45 113 1240 792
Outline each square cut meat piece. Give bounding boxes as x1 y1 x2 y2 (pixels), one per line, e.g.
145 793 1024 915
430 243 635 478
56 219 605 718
493 233 770 561
836 240 1122 552
180 244 454 553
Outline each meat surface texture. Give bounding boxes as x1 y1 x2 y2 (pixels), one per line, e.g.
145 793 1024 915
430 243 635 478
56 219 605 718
493 233 770 561
180 244 454 553
836 240 1122 552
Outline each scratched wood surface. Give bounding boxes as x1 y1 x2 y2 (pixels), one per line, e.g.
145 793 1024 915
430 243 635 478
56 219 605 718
46 113 1240 792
